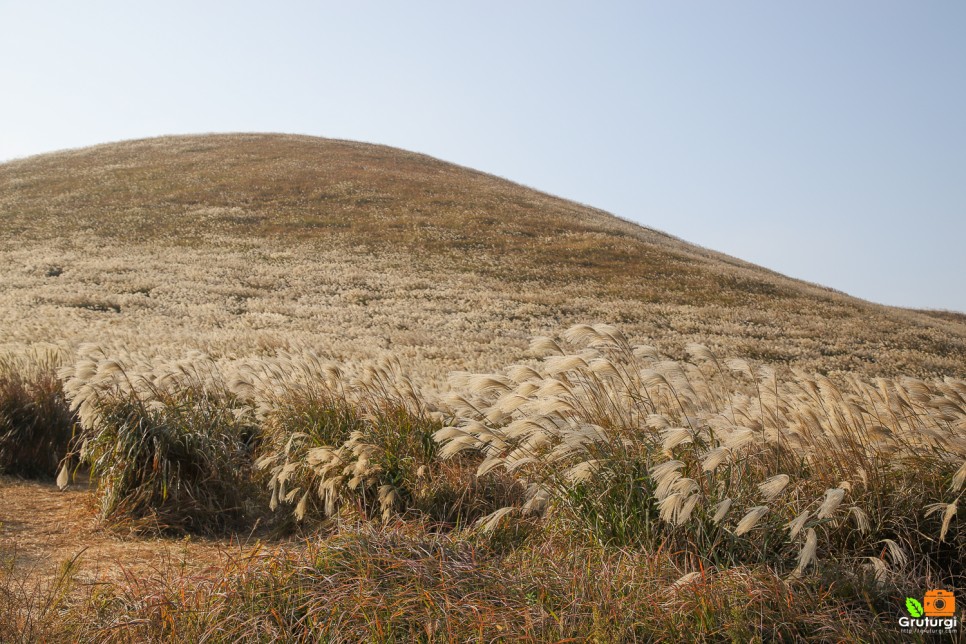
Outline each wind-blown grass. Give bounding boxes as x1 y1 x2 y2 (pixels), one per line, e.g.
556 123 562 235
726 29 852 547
3 323 963 640
438 324 965 585
59 349 262 534
0 346 75 478
2 134 964 383
2 134 965 641
238 353 521 528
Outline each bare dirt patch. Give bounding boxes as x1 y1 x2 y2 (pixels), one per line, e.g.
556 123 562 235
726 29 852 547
0 476 237 587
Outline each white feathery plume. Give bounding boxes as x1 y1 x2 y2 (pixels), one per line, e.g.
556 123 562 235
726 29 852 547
951 460 966 493
467 374 513 394
661 427 693 451
477 506 515 533
881 539 908 568
724 428 757 450
659 493 683 523
649 460 684 481
632 345 659 360
529 336 563 356
668 571 702 593
712 498 732 524
791 528 818 577
587 358 622 379
864 557 891 584
294 491 310 521
650 460 684 500
816 488 846 519
561 324 598 345
544 354 589 375
848 506 871 533
565 460 599 484
725 358 753 378
924 502 958 542
735 506 769 536
701 447 731 472
758 474 790 501
677 493 701 525
506 364 542 384
686 343 719 366
56 463 70 490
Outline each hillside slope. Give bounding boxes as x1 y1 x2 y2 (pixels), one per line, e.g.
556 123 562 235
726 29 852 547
1 133 963 377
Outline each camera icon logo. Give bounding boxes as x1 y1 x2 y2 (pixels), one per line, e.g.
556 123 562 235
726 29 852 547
924 590 956 617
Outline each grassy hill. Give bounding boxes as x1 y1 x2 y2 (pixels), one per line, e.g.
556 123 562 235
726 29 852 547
2 134 964 641
1 133 963 377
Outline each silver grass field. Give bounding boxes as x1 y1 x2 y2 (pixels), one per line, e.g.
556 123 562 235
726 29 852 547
1 135 964 642
2 322 959 640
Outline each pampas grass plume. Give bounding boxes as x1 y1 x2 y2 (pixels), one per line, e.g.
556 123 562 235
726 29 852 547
735 506 769 536
758 474 790 501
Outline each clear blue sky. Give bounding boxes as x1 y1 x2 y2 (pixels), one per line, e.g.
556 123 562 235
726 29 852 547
2 2 964 311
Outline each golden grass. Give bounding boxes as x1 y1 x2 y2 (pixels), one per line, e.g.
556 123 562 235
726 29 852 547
1 525 896 642
0 133 963 380
0 346 75 478
1 134 964 640
438 325 965 580
0 324 961 641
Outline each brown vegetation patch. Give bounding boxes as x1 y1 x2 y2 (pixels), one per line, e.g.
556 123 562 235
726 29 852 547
0 476 231 587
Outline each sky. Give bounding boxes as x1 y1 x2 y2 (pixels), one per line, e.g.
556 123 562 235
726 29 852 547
1 2 964 312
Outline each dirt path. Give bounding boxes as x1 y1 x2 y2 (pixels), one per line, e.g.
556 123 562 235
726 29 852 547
0 476 244 589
